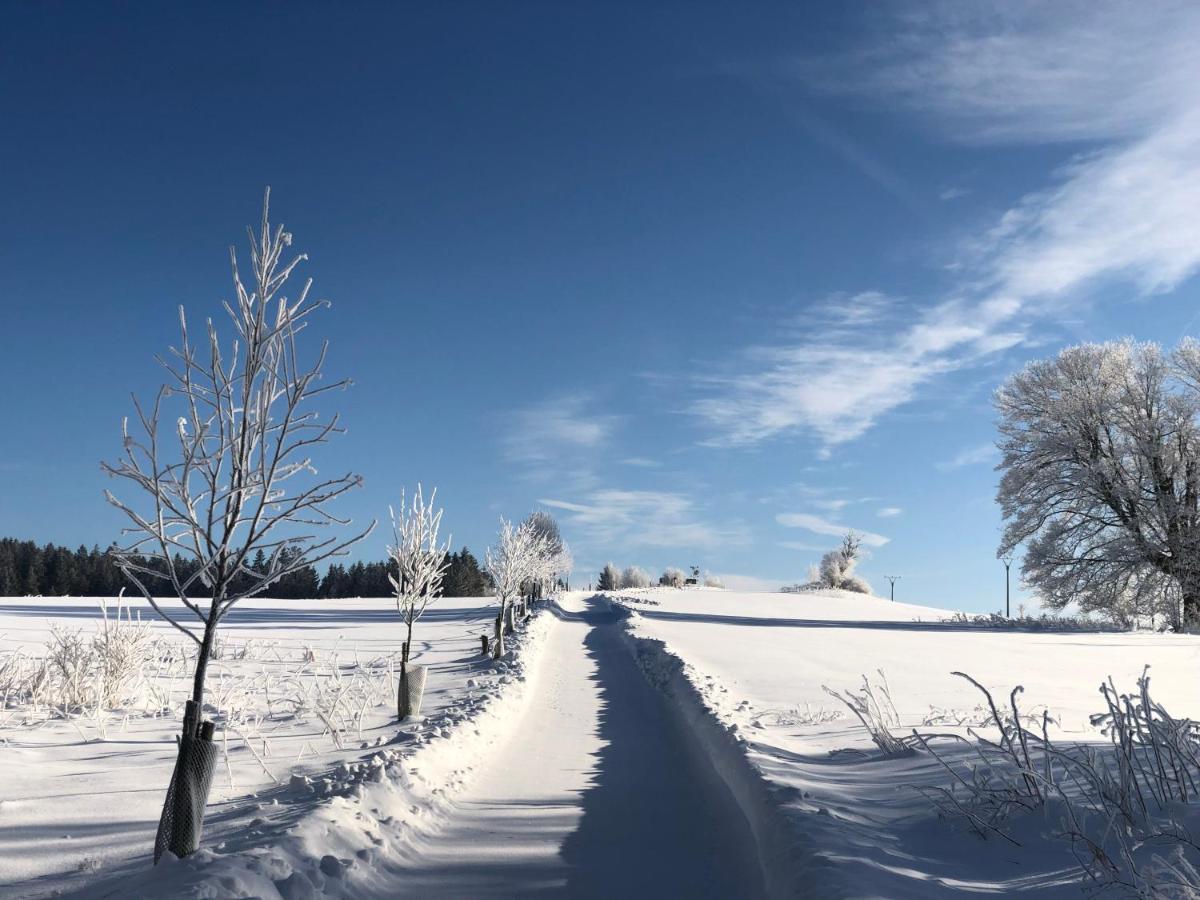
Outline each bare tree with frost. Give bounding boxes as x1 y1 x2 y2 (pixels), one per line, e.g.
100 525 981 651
659 566 685 588
997 339 1200 629
521 510 570 608
103 190 373 710
387 485 450 717
620 565 652 589
485 517 548 658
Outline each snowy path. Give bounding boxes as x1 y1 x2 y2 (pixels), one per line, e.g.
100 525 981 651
387 594 765 898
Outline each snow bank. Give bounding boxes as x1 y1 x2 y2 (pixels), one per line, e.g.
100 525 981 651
621 624 833 898
615 587 1200 897
0 595 558 899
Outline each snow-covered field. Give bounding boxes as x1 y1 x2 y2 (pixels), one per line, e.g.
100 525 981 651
0 594 551 899
3 587 1198 898
616 587 1200 897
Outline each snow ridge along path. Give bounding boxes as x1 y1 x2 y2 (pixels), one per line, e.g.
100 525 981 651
43 601 557 900
387 592 767 899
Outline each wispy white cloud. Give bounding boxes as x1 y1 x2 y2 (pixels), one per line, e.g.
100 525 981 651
877 506 903 518
502 395 617 464
936 443 999 470
619 456 661 468
812 498 851 512
697 4 1200 451
775 511 890 547
845 2 1196 146
539 489 747 550
777 540 829 552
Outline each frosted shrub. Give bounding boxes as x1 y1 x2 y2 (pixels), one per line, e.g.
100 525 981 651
914 668 1200 896
814 532 872 594
752 704 843 728
93 596 154 708
702 573 725 588
823 670 914 757
1 598 157 718
46 626 94 711
620 566 652 589
942 611 1115 632
659 567 685 588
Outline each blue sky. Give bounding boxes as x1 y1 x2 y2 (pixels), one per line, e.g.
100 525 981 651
3 3 1200 611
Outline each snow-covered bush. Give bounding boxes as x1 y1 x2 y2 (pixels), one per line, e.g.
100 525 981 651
814 532 872 594
940 611 1117 632
5 596 157 715
702 573 725 588
92 595 154 708
659 567 685 588
620 566 652 589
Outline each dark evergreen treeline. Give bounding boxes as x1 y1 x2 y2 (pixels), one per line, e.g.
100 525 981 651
0 538 491 599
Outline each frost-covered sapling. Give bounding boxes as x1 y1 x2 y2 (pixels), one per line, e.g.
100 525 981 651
102 190 372 861
387 485 450 719
485 518 547 659
521 510 570 614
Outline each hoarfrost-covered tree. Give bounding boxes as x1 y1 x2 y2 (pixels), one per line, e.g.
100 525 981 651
103 190 373 710
524 510 562 558
387 485 450 718
997 339 1200 629
659 566 685 588
522 510 571 605
620 565 652 589
814 532 870 594
485 518 548 658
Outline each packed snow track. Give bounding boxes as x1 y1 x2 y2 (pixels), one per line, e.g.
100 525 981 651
386 593 766 898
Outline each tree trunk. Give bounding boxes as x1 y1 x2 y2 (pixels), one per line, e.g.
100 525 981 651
398 625 413 719
1184 587 1200 632
191 621 217 707
493 610 505 658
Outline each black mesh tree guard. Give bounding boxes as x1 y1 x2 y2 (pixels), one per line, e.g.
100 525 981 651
153 700 218 863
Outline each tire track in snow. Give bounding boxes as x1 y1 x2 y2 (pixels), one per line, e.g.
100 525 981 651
388 594 766 898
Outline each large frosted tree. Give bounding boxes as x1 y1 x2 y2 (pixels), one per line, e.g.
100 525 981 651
996 339 1200 629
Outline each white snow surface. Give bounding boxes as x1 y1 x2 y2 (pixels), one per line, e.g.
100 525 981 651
5 587 1199 898
615 586 1200 898
0 594 553 898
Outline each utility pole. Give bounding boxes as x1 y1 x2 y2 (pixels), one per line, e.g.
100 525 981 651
883 574 900 602
1001 552 1014 618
